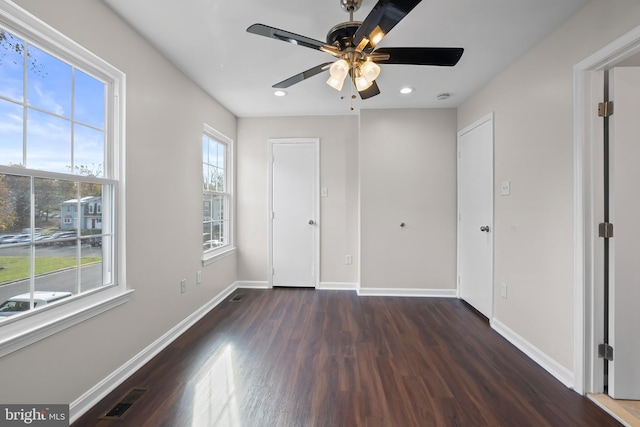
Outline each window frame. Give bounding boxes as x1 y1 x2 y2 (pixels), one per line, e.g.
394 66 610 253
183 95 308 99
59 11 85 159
202 124 234 265
0 1 129 358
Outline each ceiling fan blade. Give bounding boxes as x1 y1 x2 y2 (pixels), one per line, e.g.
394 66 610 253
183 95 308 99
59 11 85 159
247 23 328 52
273 63 333 89
358 80 381 99
374 47 464 66
353 0 422 53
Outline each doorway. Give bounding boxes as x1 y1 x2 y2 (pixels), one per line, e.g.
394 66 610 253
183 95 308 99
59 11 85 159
457 112 494 319
268 138 319 288
574 24 640 422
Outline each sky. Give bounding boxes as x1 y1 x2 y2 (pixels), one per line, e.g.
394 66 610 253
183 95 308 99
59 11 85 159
0 29 105 176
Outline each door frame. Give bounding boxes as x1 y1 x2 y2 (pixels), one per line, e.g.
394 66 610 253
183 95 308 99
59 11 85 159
574 25 640 395
268 138 320 288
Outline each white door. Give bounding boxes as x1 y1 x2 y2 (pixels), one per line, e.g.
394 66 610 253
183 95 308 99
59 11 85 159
607 67 640 399
457 113 494 319
270 139 319 287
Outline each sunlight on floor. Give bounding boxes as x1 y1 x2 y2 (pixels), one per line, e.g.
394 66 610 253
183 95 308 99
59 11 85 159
193 344 241 426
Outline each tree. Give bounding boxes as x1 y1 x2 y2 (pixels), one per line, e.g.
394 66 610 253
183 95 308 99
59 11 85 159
0 175 16 232
74 164 104 197
34 178 75 223
0 29 45 75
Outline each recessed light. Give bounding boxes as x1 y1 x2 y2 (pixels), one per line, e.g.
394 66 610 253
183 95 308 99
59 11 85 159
400 87 413 94
274 90 288 97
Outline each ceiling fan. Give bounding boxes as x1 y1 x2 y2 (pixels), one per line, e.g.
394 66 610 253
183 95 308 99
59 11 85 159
247 0 464 100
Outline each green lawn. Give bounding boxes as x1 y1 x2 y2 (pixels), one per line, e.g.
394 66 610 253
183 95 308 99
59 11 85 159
0 256 101 284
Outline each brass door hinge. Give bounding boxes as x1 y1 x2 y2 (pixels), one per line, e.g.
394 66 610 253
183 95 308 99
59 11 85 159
598 101 614 118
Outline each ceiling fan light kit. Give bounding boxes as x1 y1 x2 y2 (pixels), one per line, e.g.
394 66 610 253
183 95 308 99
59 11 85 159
327 59 350 90
247 0 464 102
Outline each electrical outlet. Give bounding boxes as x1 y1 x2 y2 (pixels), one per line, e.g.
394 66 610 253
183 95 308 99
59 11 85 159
181 279 187 294
501 180 511 196
196 271 202 285
501 283 507 299
345 254 352 265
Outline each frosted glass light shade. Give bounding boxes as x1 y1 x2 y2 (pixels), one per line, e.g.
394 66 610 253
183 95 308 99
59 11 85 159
326 59 349 91
329 59 349 80
355 74 372 91
327 75 345 91
360 60 380 83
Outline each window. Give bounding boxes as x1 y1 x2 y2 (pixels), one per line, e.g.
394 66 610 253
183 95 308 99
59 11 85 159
0 3 127 357
202 125 233 261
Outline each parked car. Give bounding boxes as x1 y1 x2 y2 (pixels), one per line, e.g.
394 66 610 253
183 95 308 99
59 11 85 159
0 235 16 244
2 234 31 244
0 291 73 317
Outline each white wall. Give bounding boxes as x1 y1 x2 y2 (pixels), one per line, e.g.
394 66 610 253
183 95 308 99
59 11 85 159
458 0 640 372
236 116 359 286
359 109 457 292
1 0 238 405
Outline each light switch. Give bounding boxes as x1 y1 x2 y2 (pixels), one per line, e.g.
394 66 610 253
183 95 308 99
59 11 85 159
321 187 328 197
501 180 511 196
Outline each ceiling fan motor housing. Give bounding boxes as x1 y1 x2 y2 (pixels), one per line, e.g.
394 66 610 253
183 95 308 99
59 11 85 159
326 22 361 50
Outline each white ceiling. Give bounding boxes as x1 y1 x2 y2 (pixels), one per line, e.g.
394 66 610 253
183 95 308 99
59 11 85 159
101 0 588 118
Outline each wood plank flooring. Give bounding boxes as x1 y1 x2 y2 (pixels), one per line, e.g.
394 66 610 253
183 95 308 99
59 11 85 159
72 289 621 426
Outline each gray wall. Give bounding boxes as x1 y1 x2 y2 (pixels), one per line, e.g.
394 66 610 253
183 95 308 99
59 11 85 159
458 0 640 371
237 116 359 285
359 109 457 291
1 0 238 404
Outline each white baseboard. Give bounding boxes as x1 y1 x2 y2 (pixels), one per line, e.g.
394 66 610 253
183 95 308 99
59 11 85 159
236 281 269 289
318 282 358 290
69 282 239 423
357 287 457 298
491 318 575 389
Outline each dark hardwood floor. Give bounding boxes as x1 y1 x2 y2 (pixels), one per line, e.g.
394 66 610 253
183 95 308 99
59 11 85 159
73 289 620 426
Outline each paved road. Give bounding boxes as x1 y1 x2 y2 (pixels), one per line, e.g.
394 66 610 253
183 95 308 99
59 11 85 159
0 243 104 304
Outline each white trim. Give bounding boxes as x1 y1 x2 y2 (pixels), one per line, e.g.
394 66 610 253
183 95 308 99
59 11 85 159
317 282 358 290
573 24 640 396
492 318 575 389
0 289 133 358
268 138 320 288
357 288 457 298
69 282 238 423
235 281 270 289
202 246 237 266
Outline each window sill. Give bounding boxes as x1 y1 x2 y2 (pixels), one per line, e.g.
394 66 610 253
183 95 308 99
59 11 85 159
0 288 133 358
202 246 237 266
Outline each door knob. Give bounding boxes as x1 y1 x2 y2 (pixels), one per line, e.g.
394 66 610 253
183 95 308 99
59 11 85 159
480 226 490 232
308 220 315 225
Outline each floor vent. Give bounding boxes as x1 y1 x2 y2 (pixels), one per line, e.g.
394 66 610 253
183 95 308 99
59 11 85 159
101 387 148 420
229 294 245 302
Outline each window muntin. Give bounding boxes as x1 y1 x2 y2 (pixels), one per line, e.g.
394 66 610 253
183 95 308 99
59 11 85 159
202 128 232 255
0 24 117 322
